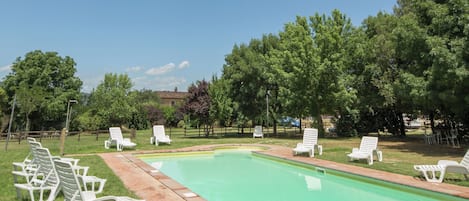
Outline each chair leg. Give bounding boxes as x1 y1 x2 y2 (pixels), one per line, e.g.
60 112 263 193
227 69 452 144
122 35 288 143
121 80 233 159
309 150 314 158
318 145 323 155
368 156 373 165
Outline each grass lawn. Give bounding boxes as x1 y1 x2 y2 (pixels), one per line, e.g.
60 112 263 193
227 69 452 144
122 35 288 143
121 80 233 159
1 127 468 200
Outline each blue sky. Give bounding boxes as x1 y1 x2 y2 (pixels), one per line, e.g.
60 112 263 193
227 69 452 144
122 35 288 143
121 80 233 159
0 0 396 92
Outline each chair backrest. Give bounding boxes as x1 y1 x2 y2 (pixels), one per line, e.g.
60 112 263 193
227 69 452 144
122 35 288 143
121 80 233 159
153 125 166 139
254 126 263 134
302 128 319 148
34 147 59 189
359 136 378 154
27 137 36 143
460 150 469 168
28 140 42 165
54 160 87 201
109 127 124 142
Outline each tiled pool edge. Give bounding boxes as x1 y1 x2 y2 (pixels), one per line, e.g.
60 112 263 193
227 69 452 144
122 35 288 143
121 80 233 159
100 144 469 200
131 154 206 201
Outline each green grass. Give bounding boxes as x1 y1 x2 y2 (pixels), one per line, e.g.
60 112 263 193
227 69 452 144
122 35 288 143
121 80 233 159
1 127 468 200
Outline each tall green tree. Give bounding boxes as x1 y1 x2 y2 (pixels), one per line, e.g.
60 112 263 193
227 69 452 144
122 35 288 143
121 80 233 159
2 50 82 130
270 11 356 136
393 0 469 128
223 34 281 133
0 87 9 132
270 16 319 133
358 12 405 135
209 75 234 127
85 73 136 128
310 10 357 136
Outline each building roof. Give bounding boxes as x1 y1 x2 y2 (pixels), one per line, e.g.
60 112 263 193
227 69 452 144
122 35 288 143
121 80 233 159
156 91 189 99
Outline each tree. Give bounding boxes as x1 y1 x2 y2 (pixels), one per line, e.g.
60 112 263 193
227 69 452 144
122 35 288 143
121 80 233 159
269 16 319 133
183 80 211 136
209 75 234 127
2 50 82 130
85 73 137 128
16 84 46 131
386 0 469 131
270 11 356 136
310 10 357 136
131 89 161 129
0 87 9 132
223 34 281 134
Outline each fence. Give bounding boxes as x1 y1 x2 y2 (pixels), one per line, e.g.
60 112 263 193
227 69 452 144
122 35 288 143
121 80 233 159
0 125 304 143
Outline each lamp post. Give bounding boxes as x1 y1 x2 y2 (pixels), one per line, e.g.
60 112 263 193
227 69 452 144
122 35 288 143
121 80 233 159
65 99 78 133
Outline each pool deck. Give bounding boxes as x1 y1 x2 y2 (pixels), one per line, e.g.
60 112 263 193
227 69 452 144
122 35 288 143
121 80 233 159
99 144 469 201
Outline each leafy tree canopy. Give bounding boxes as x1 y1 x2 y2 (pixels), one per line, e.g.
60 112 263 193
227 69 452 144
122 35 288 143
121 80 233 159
2 50 82 130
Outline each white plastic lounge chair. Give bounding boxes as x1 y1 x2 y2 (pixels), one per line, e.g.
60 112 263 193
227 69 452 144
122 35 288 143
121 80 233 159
13 137 39 171
14 147 60 201
53 160 144 201
253 125 264 138
293 128 323 157
347 136 383 165
13 141 44 184
105 127 137 151
150 125 171 146
414 150 469 183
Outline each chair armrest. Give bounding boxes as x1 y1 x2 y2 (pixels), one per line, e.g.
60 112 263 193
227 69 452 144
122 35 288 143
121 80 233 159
351 148 359 153
123 138 131 143
295 143 304 148
61 157 80 166
73 165 89 176
438 160 459 166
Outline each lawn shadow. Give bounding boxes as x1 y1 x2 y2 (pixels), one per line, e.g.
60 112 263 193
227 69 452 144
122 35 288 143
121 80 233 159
378 134 468 157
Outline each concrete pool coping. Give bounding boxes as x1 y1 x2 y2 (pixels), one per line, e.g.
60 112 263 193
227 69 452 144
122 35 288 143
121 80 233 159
99 144 469 200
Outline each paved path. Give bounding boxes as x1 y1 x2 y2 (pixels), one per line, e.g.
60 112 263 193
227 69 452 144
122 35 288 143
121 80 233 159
99 144 469 201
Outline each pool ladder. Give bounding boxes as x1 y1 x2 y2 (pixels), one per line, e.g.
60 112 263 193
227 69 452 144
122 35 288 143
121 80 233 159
316 167 326 175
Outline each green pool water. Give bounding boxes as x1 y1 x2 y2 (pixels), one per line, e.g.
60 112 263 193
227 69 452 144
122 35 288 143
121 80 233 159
140 150 465 201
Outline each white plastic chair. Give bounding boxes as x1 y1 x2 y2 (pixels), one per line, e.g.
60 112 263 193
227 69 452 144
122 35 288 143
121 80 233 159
292 128 323 157
253 126 264 138
414 150 469 183
150 125 171 146
53 160 144 201
13 137 39 171
347 136 383 165
105 127 137 151
14 147 60 201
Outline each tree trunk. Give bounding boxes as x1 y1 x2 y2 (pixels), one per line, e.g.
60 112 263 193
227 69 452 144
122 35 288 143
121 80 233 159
1 114 10 132
25 114 31 131
397 111 406 137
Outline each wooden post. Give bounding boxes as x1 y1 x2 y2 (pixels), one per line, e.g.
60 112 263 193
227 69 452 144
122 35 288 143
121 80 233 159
60 128 66 156
131 128 136 139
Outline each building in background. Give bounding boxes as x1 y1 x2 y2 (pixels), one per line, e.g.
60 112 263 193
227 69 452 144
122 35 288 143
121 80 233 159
156 90 189 107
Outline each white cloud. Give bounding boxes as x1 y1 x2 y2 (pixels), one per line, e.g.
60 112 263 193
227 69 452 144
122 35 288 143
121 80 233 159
178 61 190 69
132 75 187 91
80 75 103 93
145 63 175 75
0 64 12 72
126 66 143 72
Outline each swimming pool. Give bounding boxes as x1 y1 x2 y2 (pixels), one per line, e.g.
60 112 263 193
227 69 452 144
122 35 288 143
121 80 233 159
140 150 466 201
